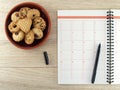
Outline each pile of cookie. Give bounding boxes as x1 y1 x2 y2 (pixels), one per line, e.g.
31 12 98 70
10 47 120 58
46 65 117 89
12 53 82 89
8 7 46 45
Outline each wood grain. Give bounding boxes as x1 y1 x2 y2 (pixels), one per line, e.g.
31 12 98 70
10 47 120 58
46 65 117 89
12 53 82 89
1 0 120 89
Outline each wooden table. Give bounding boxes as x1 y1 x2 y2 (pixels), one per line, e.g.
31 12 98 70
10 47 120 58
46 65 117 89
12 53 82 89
0 0 120 90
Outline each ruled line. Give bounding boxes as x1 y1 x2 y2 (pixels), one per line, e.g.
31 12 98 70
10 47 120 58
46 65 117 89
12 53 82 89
58 16 120 19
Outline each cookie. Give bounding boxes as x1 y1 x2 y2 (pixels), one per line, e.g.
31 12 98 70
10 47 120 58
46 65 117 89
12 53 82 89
19 7 30 19
8 22 20 33
33 17 46 31
8 7 47 45
17 18 32 33
24 30 34 45
12 30 25 42
11 11 20 22
27 9 40 19
32 28 43 39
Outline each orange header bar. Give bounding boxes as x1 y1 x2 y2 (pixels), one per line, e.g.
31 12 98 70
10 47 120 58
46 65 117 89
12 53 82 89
58 16 120 19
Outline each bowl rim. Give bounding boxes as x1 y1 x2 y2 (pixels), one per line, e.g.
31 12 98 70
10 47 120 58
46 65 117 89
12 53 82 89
5 2 51 50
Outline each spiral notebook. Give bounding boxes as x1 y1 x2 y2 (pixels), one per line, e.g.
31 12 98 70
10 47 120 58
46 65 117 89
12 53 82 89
58 10 120 84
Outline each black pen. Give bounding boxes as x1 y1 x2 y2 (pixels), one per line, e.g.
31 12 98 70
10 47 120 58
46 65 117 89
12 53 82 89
91 43 101 84
43 51 49 65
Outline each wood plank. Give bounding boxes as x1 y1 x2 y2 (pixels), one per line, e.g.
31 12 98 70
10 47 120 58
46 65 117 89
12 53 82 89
0 68 119 90
0 68 57 90
0 40 57 67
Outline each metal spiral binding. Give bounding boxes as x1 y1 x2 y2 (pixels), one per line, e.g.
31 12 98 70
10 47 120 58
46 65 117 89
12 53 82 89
106 10 114 84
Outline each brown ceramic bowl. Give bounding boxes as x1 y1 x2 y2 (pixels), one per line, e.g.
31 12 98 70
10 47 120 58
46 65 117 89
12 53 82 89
5 2 51 50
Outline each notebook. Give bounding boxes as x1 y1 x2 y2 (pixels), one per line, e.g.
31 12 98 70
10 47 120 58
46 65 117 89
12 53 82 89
58 10 120 84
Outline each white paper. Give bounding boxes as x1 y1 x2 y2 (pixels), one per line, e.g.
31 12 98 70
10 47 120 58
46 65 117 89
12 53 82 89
58 10 107 84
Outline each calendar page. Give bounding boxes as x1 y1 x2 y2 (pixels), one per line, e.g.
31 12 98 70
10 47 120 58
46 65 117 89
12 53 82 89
58 10 107 84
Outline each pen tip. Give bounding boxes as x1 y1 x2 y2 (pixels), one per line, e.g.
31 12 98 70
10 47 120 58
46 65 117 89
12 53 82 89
91 81 94 84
